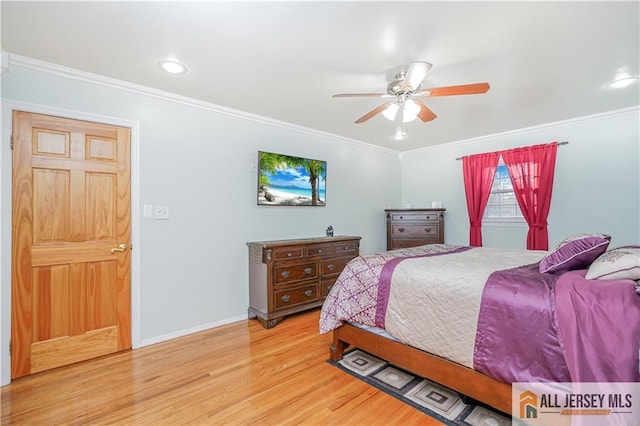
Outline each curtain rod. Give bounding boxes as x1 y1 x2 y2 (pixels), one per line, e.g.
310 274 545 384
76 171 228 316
455 141 569 160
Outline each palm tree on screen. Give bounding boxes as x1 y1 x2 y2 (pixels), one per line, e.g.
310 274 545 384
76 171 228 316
258 152 325 205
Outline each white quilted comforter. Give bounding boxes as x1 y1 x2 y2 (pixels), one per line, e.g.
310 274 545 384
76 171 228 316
320 244 547 368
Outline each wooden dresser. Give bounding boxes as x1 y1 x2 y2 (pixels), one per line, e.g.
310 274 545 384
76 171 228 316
247 236 361 328
385 208 445 250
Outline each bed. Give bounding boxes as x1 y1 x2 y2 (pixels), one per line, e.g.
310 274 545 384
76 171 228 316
319 240 640 415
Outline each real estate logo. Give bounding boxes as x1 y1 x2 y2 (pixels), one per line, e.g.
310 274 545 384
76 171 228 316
512 382 640 426
519 390 537 419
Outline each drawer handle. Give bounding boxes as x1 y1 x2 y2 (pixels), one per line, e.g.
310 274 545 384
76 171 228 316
281 295 290 303
398 227 405 233
399 216 403 219
327 263 335 271
318 249 322 254
304 267 312 274
304 290 313 297
287 252 292 257
281 271 290 278
425 227 432 232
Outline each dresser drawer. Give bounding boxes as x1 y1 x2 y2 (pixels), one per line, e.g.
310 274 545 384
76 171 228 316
272 247 303 261
321 256 353 278
333 241 358 256
321 278 337 299
274 284 318 310
273 262 318 285
391 239 437 249
391 224 439 238
390 213 439 222
386 209 444 251
306 244 332 257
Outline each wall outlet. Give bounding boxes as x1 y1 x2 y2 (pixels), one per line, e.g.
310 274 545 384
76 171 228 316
154 206 170 220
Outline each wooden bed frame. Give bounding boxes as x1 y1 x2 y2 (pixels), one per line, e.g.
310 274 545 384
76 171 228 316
330 322 513 415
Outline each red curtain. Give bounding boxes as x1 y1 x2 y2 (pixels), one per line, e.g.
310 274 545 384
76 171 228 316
502 142 558 250
462 152 500 246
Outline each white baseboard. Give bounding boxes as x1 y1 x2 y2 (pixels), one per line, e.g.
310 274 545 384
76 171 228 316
139 314 248 348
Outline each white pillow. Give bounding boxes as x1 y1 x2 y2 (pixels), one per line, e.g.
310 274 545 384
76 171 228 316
585 246 640 281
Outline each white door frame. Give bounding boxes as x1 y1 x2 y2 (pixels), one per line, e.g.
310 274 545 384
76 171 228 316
0 100 142 385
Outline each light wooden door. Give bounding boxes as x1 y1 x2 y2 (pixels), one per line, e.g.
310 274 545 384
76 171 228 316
11 111 131 379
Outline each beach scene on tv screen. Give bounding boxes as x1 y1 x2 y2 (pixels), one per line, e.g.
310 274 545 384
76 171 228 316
258 152 326 206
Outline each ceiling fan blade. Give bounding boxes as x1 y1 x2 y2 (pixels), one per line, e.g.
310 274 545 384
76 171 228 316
400 61 433 91
414 99 438 122
354 102 394 124
332 93 387 98
418 82 490 97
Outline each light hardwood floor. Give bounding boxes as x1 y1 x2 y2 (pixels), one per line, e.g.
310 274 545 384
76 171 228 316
1 310 441 425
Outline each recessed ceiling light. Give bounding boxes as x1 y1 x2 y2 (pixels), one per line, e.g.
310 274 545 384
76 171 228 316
158 60 187 75
606 76 638 89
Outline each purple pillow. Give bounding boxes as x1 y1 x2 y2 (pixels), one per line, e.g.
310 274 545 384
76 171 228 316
539 233 611 274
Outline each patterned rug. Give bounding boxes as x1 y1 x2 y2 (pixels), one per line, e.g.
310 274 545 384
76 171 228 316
329 349 512 426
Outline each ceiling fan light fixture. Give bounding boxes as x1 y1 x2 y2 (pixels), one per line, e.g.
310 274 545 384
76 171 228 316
382 103 400 121
402 100 421 122
383 100 420 122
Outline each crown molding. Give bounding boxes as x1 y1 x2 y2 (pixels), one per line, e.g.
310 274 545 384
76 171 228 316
401 105 640 157
11 53 633 160
0 52 8 74
6 53 398 155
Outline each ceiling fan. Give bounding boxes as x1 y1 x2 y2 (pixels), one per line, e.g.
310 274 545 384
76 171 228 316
332 61 490 125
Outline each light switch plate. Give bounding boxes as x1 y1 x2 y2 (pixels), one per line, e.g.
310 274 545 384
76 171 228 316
143 204 153 218
154 206 170 220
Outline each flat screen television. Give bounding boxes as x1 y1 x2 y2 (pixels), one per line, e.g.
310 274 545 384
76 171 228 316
257 151 326 206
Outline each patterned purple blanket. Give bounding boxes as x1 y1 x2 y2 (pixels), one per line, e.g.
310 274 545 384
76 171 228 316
319 244 464 333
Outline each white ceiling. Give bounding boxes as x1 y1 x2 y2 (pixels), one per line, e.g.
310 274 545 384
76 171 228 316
2 1 639 152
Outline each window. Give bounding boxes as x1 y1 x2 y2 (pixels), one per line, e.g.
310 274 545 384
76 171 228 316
484 162 524 220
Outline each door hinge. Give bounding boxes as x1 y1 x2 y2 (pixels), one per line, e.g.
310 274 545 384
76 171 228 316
9 340 12 356
10 135 14 150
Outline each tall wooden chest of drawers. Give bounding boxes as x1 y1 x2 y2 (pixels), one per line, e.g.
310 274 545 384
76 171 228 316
385 208 445 250
247 236 361 328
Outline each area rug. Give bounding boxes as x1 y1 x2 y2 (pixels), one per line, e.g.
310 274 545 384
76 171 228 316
329 349 512 426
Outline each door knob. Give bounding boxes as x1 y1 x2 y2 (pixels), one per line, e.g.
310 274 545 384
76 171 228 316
111 243 128 254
